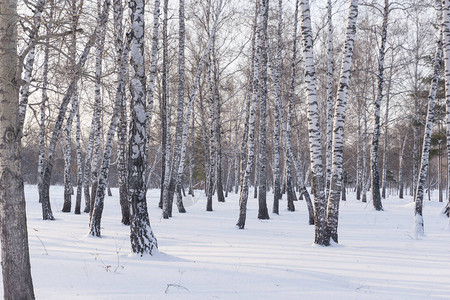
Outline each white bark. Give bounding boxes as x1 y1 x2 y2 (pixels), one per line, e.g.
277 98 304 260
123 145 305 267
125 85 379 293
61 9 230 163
371 0 389 211
414 27 443 238
325 0 334 196
443 0 450 215
326 0 359 245
128 0 158 255
300 0 327 244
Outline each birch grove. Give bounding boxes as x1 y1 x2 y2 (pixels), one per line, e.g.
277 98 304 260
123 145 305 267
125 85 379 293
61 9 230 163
10 0 450 259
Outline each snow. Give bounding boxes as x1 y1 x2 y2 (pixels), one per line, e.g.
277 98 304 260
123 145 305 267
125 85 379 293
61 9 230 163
1 185 450 299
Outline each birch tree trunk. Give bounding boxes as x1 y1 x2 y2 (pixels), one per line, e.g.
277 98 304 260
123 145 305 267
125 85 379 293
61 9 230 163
90 0 108 216
89 41 129 237
325 0 359 245
214 55 225 203
159 0 172 209
414 28 442 238
269 0 314 224
115 0 130 224
62 94 76 212
237 0 260 229
74 88 83 214
173 0 188 213
356 108 362 200
362 108 368 203
381 52 394 199
258 0 270 220
398 133 407 199
207 57 216 212
83 111 96 213
443 0 450 217
272 0 283 214
175 0 223 211
41 0 111 220
17 0 45 134
145 0 161 183
371 0 389 212
0 0 35 296
162 0 173 219
300 0 327 244
325 0 334 197
128 0 158 255
38 1 53 205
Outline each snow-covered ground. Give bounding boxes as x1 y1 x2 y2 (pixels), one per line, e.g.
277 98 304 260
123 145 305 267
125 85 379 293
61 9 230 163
1 185 450 299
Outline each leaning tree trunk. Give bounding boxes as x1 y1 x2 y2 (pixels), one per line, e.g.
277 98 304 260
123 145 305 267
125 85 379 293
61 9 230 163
128 0 158 255
0 0 35 296
17 0 45 133
414 27 442 238
258 0 270 220
370 0 389 212
300 0 327 244
325 0 359 245
40 0 111 220
89 41 129 237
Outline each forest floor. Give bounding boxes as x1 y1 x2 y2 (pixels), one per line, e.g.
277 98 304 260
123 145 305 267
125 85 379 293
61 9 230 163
1 185 449 299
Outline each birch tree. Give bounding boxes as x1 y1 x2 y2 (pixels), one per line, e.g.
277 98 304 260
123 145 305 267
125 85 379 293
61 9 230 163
325 0 334 196
0 0 35 296
237 0 260 229
326 0 359 245
300 0 327 244
371 0 390 211
116 0 130 224
272 0 283 214
268 0 314 224
162 0 173 219
73 0 83 214
207 56 216 212
89 0 130 236
40 0 111 220
128 0 158 255
414 27 442 237
89 41 129 237
443 0 450 218
258 0 270 220
168 0 188 213
175 0 223 213
89 0 109 215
